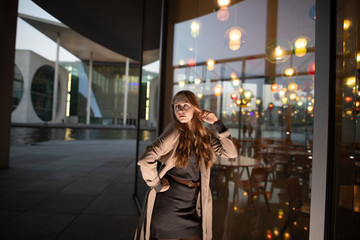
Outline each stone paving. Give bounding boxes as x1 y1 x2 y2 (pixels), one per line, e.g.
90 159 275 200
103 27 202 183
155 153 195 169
0 139 144 240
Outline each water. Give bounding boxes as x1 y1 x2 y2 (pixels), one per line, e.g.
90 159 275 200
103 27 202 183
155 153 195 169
11 127 157 145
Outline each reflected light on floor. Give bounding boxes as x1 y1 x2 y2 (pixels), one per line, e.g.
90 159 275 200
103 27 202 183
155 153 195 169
265 229 273 239
283 232 291 240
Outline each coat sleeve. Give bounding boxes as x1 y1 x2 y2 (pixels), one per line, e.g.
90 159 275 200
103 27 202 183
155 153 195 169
137 123 178 188
210 121 238 160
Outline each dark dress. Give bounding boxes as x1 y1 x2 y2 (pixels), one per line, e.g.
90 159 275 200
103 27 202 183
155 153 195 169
150 154 201 239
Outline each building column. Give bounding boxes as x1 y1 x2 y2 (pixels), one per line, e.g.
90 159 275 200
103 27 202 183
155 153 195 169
0 0 18 169
86 52 93 125
123 58 130 125
52 32 60 123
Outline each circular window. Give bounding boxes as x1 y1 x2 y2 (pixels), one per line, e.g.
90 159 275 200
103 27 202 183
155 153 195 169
13 64 24 111
31 65 56 121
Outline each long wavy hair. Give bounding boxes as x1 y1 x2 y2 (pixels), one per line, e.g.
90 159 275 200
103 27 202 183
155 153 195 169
171 90 214 169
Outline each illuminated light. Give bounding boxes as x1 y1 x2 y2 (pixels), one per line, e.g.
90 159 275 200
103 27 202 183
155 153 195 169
233 205 238 211
345 76 356 87
197 92 203 99
256 99 261 105
188 58 196 66
214 84 223 96
295 38 308 48
295 47 307 57
190 21 200 38
238 87 244 94
278 110 282 114
281 97 288 104
265 229 272 239
195 78 201 85
225 27 246 51
68 66 72 71
246 102 251 107
345 96 353 103
278 209 284 219
279 90 285 97
207 59 215 71
356 101 360 107
231 92 238 100
230 72 237 79
265 39 292 63
244 90 252 99
288 83 298 91
268 103 274 110
289 93 297 100
243 192 248 196
217 7 230 21
270 83 279 92
307 106 314 112
283 232 291 240
307 61 315 75
179 81 186 88
285 68 294 77
346 110 352 116
273 227 279 236
304 227 308 231
293 221 297 226
179 59 186 65
297 101 303 106
232 78 240 86
188 47 194 52
218 0 230 7
236 99 242 105
344 19 351 30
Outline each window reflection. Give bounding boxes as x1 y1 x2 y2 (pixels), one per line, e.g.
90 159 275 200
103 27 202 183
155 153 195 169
171 0 315 239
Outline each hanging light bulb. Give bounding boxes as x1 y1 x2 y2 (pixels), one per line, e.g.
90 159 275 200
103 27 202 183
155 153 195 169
232 78 240 86
190 21 200 38
265 39 292 63
194 78 201 85
281 97 288 104
344 19 351 30
214 84 223 96
197 92 203 99
288 83 298 91
207 59 215 71
244 90 252 99
217 0 230 8
179 81 186 88
238 87 244 94
225 27 246 51
231 92 238 100
293 36 311 57
270 83 280 92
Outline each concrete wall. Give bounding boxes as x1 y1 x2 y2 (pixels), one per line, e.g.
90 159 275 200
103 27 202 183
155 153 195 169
12 50 67 123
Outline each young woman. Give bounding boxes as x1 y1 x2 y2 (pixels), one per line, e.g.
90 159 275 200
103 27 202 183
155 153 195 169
136 90 238 240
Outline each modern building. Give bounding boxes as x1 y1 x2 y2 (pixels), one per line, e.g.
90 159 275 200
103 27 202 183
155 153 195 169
13 50 68 123
1 0 360 239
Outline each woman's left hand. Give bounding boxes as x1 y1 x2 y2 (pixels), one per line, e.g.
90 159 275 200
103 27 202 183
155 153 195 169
199 110 218 124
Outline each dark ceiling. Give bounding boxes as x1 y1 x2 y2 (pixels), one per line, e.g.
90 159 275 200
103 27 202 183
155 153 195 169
33 0 162 62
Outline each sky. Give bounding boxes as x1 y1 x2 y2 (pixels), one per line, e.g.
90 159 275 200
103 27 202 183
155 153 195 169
16 0 80 62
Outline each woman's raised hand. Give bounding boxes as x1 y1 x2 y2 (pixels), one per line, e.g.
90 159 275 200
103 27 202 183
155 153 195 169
199 110 219 124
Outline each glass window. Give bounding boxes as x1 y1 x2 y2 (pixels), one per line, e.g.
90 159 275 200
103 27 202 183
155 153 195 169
170 0 315 239
13 64 24 111
31 65 56 121
331 0 360 238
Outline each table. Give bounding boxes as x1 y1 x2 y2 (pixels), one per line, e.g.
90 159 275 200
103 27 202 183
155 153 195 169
214 156 260 199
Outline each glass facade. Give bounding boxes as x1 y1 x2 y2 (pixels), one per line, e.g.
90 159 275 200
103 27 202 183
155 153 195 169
331 0 360 238
13 64 23 111
170 0 315 239
61 62 141 125
31 65 56 121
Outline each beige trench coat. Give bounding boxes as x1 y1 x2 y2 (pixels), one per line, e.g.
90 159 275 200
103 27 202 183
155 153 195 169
135 122 238 240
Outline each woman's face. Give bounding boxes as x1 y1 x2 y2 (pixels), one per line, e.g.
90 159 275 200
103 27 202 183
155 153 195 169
173 95 195 124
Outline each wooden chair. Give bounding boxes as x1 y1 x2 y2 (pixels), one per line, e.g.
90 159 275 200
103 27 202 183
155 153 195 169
233 167 270 213
281 176 310 238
